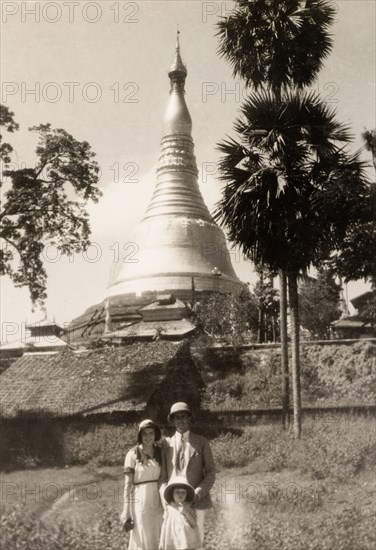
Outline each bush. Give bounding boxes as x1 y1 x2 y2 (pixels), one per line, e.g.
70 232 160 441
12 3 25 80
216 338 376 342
295 416 376 481
301 342 376 405
211 416 376 480
204 502 376 550
64 423 137 467
197 341 376 409
211 432 252 468
0 504 129 550
1 420 139 471
198 348 282 409
0 418 65 470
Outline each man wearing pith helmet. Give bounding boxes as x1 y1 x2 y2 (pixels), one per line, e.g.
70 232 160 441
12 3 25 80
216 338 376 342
160 401 215 546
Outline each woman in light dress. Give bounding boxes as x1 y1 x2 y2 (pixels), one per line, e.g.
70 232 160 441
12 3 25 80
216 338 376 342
120 419 165 550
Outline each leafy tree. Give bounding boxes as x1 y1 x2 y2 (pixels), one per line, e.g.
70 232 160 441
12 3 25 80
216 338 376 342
299 270 341 339
216 0 336 433
323 130 376 287
0 105 19 164
253 265 279 342
325 197 376 287
0 106 101 305
361 293 376 324
193 287 259 347
361 128 376 171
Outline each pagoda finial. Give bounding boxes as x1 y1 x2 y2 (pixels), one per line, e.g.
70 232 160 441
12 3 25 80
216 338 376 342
165 32 191 135
176 26 180 51
169 29 187 81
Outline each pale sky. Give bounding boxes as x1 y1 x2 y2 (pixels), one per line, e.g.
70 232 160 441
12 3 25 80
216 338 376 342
1 0 375 342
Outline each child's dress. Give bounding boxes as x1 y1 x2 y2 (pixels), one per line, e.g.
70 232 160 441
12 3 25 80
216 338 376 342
159 502 202 550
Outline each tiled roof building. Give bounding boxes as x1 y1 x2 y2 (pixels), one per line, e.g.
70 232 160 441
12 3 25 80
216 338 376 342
0 341 202 421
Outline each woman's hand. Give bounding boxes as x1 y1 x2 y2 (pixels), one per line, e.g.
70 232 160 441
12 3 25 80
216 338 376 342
156 435 169 448
181 502 197 527
182 502 193 514
120 510 131 528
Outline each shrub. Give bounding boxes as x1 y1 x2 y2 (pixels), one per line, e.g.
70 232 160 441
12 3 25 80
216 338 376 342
211 417 376 480
1 420 139 471
295 416 376 481
0 504 128 550
64 423 137 467
197 341 376 409
211 432 252 468
204 502 376 550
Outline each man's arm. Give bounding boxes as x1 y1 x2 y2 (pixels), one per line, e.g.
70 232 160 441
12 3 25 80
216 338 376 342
196 437 215 500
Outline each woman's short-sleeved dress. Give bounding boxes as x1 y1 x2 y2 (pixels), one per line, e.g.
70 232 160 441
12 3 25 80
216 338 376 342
124 446 163 550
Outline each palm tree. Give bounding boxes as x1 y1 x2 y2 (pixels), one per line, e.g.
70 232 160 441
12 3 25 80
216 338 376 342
213 89 368 437
216 0 336 430
217 0 336 97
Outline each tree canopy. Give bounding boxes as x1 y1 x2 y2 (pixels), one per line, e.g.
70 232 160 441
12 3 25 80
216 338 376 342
213 89 368 274
361 128 376 170
299 270 341 339
217 0 336 94
324 129 376 286
193 287 259 347
0 105 101 305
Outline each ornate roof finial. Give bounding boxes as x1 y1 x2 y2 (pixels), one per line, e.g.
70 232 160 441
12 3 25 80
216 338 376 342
165 31 191 135
176 25 180 51
169 28 187 80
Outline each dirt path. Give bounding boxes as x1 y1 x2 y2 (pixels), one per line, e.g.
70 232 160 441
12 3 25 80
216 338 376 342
38 465 124 526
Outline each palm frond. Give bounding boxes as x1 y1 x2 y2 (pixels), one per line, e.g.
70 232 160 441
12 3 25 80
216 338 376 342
216 0 336 90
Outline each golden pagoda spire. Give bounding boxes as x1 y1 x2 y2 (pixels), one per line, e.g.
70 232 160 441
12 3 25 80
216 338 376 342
145 34 208 220
164 31 192 137
106 35 242 299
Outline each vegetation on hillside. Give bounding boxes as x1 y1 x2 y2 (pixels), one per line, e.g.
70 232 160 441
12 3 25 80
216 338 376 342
195 341 376 410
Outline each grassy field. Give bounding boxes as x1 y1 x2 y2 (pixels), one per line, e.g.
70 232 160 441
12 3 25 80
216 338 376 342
1 416 375 549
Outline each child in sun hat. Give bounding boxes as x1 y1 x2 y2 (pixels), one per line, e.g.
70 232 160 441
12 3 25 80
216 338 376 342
159 476 202 550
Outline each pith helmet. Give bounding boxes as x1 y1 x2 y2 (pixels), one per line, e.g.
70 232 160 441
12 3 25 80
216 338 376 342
164 476 195 503
167 402 192 424
137 419 162 444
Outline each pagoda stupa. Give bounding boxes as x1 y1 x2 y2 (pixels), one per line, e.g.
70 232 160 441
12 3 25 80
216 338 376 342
67 35 242 343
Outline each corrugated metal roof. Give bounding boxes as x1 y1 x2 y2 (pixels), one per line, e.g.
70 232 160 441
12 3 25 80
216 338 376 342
332 319 366 328
0 336 68 351
103 319 196 339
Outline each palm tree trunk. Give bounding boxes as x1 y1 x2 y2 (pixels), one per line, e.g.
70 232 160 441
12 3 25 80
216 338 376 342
288 271 302 438
279 270 290 429
258 309 264 343
275 87 290 429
